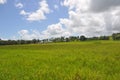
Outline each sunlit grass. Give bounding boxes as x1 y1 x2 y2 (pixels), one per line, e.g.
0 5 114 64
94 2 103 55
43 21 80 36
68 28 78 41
0 41 120 80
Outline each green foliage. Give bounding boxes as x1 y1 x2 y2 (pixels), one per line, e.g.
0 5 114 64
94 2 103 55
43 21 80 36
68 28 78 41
0 41 120 80
80 35 87 41
99 36 109 40
112 33 120 40
1 33 120 45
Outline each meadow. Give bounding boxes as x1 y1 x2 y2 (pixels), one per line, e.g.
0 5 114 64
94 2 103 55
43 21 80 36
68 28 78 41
0 41 120 80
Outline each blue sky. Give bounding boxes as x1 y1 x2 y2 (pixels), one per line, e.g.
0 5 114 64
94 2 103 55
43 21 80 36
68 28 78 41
0 0 68 39
0 0 120 40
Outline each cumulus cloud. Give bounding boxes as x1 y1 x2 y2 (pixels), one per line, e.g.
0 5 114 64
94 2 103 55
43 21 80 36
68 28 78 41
58 0 120 37
90 0 120 12
18 24 71 40
18 0 120 39
18 30 41 40
15 3 23 9
20 0 50 21
42 23 71 37
0 0 6 4
20 10 29 15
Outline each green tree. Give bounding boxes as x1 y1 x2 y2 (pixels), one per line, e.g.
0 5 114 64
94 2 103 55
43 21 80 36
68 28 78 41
80 35 86 41
99 36 109 40
112 33 120 40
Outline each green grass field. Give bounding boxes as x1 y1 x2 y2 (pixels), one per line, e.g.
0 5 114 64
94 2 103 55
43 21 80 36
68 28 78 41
0 41 120 80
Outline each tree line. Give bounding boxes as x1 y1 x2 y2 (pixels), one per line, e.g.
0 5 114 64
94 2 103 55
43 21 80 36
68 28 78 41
0 33 120 45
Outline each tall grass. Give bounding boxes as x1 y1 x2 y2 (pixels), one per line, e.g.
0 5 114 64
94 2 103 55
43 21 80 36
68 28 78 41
0 41 120 80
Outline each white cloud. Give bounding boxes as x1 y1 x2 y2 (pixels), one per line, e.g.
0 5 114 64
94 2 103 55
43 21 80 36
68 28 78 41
58 0 120 37
54 4 59 9
0 0 6 4
20 0 50 21
1 37 8 40
39 0 50 13
18 30 29 36
20 10 29 15
15 3 23 9
27 10 46 21
18 23 71 40
17 29 49 40
18 0 120 40
62 0 90 12
18 30 41 40
42 23 71 37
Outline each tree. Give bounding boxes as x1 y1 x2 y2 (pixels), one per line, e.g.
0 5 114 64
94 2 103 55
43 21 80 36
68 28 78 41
20 40 26 44
99 36 109 40
80 35 86 41
60 37 65 42
32 39 37 44
65 38 70 42
112 33 120 40
69 36 79 41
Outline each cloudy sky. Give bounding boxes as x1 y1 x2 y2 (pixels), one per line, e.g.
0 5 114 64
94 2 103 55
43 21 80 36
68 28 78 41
0 0 120 40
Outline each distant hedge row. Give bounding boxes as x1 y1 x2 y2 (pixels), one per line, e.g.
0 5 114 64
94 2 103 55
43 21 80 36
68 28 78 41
0 33 120 45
